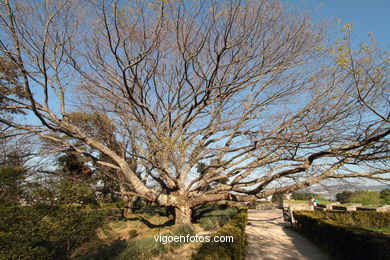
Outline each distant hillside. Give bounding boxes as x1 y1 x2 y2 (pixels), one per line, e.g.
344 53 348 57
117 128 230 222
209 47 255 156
298 184 389 201
303 184 389 193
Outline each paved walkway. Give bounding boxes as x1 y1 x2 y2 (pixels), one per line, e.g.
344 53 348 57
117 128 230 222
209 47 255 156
245 209 333 260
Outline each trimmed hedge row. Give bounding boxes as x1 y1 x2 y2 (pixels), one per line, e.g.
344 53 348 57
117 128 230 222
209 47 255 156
191 207 248 260
293 211 390 260
305 210 390 228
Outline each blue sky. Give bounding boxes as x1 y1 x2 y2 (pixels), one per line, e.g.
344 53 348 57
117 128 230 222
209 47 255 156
284 0 390 47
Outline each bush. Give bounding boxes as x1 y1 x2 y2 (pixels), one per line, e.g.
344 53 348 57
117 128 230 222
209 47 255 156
336 190 354 203
0 205 106 260
0 166 27 206
199 207 238 231
380 189 390 205
303 210 390 229
130 198 171 217
192 203 228 219
128 229 138 238
192 207 248 260
291 192 313 201
293 211 390 260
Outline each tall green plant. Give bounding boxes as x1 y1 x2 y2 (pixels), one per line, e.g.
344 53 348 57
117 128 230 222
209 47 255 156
379 189 390 205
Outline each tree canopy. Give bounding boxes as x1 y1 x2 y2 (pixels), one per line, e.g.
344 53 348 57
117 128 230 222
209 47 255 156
0 0 388 224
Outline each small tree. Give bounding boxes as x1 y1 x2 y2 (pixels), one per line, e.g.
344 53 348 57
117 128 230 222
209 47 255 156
291 192 316 201
336 191 354 204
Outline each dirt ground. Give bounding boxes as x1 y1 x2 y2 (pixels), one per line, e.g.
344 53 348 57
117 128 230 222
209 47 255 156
245 209 334 260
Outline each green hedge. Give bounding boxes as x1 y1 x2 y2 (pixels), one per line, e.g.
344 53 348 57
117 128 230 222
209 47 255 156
192 207 248 260
293 211 390 260
304 210 390 229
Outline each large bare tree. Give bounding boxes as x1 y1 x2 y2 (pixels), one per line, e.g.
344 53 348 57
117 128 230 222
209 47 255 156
0 0 388 224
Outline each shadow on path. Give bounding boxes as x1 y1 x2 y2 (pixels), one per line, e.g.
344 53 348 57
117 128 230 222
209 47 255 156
245 210 334 260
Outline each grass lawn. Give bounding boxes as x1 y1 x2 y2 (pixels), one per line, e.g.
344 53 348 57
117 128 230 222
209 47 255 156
366 226 390 235
73 204 239 259
285 200 333 205
285 200 307 204
72 212 206 259
102 213 176 240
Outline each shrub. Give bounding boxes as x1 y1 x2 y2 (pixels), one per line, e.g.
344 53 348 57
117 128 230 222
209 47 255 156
199 207 238 231
192 203 228 220
292 192 317 201
0 166 27 206
293 211 390 260
380 189 390 205
131 198 171 216
306 211 390 229
192 207 248 260
336 190 354 203
0 205 106 260
128 229 138 238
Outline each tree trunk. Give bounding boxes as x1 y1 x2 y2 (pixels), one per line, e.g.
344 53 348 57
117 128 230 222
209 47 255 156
174 205 192 225
126 196 138 214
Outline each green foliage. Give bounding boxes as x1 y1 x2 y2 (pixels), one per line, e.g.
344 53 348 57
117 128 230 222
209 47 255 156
0 205 106 260
336 190 354 203
293 211 390 260
26 178 98 208
192 204 239 230
192 203 226 218
349 190 381 205
131 198 171 217
192 207 248 260
0 166 27 206
291 192 316 201
336 190 381 205
380 189 390 205
0 173 109 260
296 210 390 229
199 207 238 231
128 229 138 238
